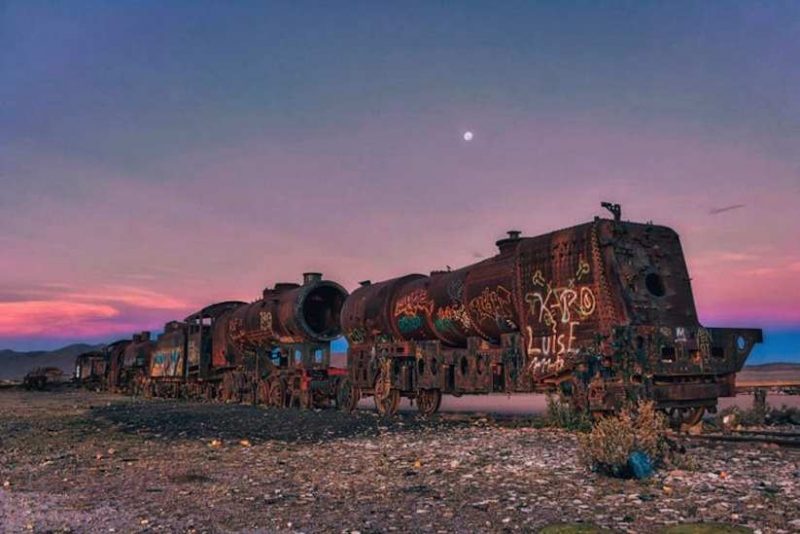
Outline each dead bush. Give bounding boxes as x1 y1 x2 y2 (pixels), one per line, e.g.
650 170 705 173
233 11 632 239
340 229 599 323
715 403 800 429
545 395 592 432
578 400 669 478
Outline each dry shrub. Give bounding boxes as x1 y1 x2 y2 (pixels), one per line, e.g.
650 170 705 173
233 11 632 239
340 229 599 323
578 400 668 477
715 404 800 429
545 395 592 432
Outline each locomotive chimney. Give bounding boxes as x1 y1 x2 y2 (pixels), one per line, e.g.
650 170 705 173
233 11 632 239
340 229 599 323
303 272 323 285
359 280 372 287
495 230 522 252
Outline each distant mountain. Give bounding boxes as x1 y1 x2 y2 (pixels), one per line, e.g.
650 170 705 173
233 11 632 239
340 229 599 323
0 343 103 381
744 362 800 371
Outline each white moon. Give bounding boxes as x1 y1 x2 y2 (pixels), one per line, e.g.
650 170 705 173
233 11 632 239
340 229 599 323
463 131 474 141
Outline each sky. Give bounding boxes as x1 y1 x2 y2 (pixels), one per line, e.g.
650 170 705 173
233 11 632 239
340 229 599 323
1 1 798 363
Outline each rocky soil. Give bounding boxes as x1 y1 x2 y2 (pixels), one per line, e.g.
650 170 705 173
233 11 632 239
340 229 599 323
0 388 798 533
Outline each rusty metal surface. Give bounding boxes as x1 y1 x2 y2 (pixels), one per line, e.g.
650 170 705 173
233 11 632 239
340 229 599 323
123 332 154 369
151 321 187 378
104 339 132 391
342 210 763 419
74 350 107 381
219 274 347 367
184 301 245 376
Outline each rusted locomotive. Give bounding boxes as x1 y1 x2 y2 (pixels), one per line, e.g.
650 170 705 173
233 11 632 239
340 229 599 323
340 206 762 425
23 367 65 390
108 332 153 394
74 350 108 388
104 339 132 392
89 273 350 407
73 206 762 424
208 272 349 408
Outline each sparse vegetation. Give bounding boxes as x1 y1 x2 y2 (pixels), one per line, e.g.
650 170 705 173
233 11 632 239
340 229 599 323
578 400 669 478
714 403 800 429
545 395 592 431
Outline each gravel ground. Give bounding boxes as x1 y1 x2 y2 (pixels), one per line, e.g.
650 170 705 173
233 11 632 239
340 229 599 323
0 388 798 533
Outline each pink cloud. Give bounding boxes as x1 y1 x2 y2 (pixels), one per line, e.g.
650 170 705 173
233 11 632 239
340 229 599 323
0 301 119 336
73 286 189 310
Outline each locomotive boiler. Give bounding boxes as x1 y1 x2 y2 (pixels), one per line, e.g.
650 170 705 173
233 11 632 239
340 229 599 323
341 206 762 424
213 272 349 407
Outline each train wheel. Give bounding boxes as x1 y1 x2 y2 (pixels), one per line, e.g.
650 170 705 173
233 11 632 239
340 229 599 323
256 379 270 406
668 407 705 429
374 389 399 417
268 378 287 408
299 390 313 410
416 389 441 417
336 377 360 413
374 370 399 417
220 373 234 402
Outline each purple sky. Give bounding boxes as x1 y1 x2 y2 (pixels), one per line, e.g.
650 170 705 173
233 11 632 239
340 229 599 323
1 2 798 361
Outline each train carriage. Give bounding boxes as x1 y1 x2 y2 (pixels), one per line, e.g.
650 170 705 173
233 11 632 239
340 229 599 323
74 350 108 388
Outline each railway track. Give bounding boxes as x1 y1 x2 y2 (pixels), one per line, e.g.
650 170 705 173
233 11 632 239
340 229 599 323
676 429 800 448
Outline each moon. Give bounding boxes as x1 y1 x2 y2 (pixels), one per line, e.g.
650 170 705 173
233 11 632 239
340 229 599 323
463 131 474 142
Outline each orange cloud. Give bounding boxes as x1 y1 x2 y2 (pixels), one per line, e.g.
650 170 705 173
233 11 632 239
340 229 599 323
72 286 189 310
0 301 119 336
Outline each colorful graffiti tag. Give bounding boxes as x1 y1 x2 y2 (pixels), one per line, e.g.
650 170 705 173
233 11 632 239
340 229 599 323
394 289 432 334
398 315 424 333
152 348 183 377
348 327 366 344
434 303 472 333
524 257 597 373
259 311 274 337
394 290 433 317
467 286 514 326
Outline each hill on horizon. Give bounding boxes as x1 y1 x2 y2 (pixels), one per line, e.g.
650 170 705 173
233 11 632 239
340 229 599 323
0 343 103 381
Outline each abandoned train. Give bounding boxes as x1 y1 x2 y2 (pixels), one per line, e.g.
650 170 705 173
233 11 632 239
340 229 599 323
73 207 762 426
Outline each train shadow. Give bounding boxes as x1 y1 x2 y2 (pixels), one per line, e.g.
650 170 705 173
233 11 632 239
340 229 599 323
89 398 458 444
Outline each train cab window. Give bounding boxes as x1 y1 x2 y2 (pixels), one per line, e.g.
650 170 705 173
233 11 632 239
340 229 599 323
294 349 303 364
314 349 324 364
661 346 675 362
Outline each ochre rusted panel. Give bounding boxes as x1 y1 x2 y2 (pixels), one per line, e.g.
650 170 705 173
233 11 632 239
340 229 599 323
151 321 187 378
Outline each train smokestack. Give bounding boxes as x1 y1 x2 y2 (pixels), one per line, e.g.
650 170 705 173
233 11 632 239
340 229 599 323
495 230 522 252
303 272 323 285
